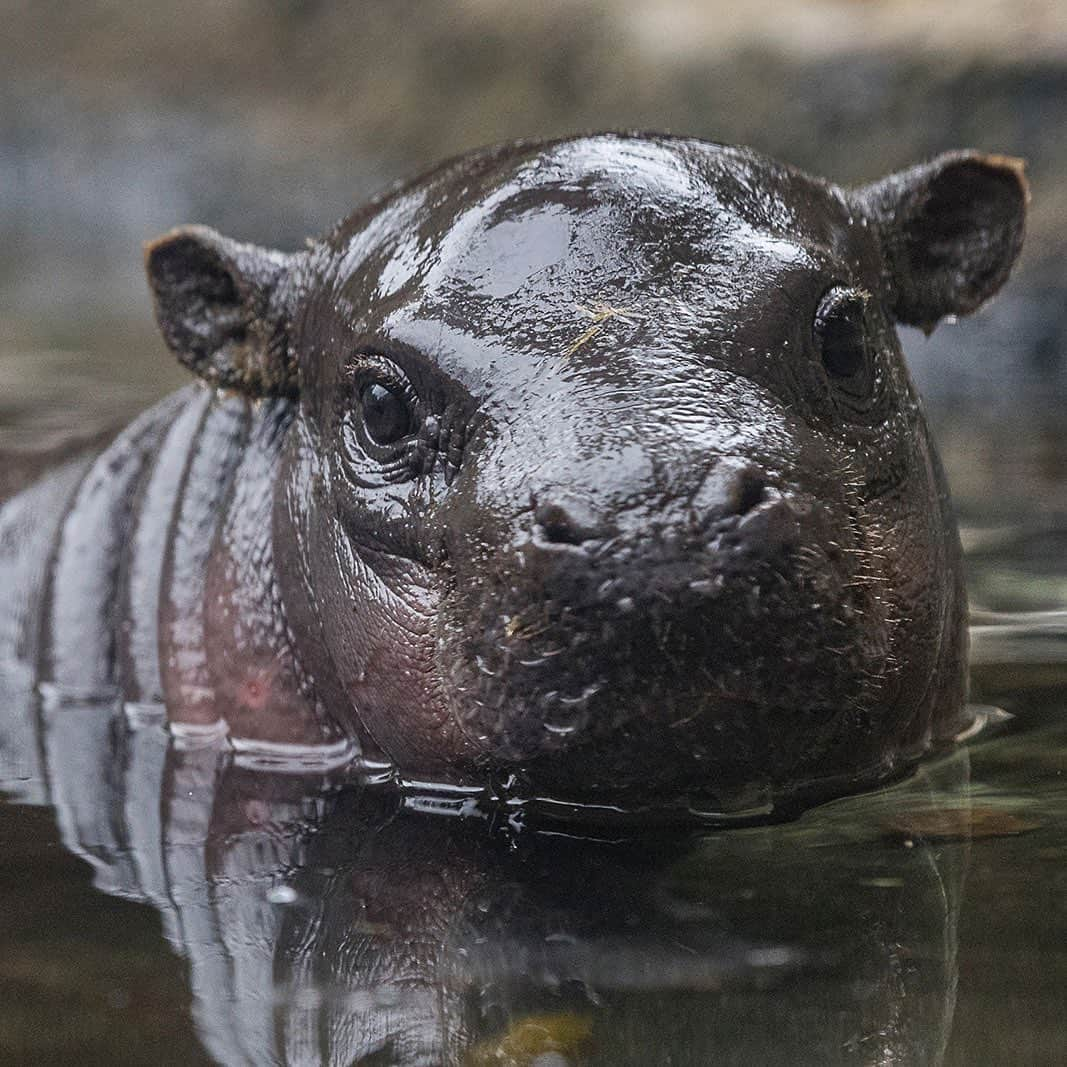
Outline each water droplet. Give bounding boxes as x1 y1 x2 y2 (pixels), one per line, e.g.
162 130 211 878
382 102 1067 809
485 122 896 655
745 946 796 968
541 685 598 735
688 576 724 597
268 885 298 905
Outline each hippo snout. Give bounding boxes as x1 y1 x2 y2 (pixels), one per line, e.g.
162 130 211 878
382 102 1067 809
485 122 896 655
439 457 857 787
530 458 773 549
521 491 811 623
519 460 810 610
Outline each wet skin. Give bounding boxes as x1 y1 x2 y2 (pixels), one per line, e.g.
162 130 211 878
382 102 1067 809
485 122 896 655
8 134 1028 816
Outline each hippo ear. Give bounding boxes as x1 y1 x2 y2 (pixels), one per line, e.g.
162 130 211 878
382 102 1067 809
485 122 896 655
145 225 299 397
855 152 1028 334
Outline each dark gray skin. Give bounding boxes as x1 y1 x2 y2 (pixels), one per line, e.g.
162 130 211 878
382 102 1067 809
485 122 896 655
11 134 1028 817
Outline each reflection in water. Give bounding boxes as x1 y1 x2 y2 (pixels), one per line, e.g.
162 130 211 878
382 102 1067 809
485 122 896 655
2 667 972 1065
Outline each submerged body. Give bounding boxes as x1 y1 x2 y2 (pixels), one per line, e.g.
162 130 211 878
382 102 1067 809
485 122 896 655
0 134 1027 816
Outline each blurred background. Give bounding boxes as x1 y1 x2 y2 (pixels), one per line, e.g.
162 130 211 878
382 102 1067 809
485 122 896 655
2 7 1067 1063
2 0 1065 519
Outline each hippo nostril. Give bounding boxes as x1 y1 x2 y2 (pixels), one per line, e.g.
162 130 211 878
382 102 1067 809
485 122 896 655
733 469 768 516
688 459 777 535
692 459 770 522
534 501 599 546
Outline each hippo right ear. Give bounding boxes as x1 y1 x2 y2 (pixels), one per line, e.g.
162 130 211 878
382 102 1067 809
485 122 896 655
145 225 299 397
856 152 1028 334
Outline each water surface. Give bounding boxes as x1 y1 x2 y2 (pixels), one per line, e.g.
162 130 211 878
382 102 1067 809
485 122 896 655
2 366 1066 1067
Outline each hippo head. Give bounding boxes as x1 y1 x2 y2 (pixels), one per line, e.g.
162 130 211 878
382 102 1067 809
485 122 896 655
147 135 1026 814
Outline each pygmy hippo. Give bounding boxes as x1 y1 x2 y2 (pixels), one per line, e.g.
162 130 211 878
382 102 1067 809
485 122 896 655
5 134 1028 818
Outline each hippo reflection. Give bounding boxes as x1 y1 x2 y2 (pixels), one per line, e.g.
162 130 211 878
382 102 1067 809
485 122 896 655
0 135 1028 814
1 693 972 1066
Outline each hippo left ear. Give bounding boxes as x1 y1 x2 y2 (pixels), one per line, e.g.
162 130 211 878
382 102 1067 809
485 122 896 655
145 225 300 397
855 151 1028 334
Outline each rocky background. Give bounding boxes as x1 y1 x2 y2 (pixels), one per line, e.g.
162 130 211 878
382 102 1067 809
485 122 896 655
2 0 1065 515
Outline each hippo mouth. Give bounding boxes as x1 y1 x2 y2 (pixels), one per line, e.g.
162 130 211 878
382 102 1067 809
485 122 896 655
437 491 895 801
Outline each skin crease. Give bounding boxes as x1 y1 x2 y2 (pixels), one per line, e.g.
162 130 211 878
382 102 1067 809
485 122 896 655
24 133 1027 815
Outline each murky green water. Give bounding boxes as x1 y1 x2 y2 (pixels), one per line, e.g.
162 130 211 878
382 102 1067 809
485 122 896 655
2 367 1066 1067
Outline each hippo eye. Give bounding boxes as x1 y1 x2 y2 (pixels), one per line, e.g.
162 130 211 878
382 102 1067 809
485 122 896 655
814 288 870 383
360 380 414 445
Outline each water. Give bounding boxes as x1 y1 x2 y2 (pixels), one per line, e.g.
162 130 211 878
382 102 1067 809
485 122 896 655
2 373 1067 1066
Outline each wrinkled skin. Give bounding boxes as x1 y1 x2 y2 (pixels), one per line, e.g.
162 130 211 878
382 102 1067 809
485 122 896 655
7 134 1028 816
